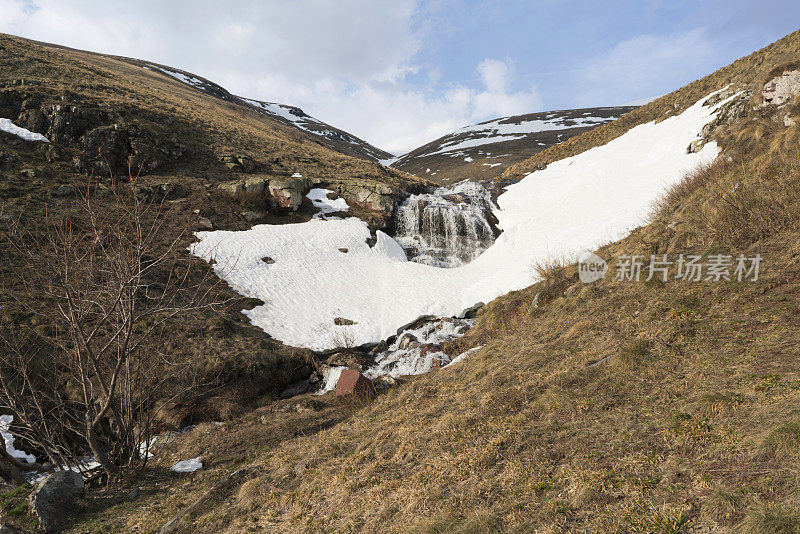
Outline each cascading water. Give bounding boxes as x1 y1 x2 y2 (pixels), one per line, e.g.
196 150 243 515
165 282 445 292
394 181 499 268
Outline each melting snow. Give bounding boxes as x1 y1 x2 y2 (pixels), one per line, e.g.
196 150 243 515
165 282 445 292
307 188 349 219
171 457 203 473
0 118 49 142
0 415 36 464
445 345 484 367
191 89 736 351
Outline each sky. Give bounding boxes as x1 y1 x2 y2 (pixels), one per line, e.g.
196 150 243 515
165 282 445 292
1 1 799 154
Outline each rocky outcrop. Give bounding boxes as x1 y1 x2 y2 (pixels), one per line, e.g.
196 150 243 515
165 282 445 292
220 154 258 173
268 176 312 211
0 91 185 177
337 181 398 216
77 124 185 177
28 471 85 533
762 70 800 106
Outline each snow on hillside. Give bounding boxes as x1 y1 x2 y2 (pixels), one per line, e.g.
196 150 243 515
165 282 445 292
191 89 736 351
240 97 389 160
0 118 49 142
397 107 632 161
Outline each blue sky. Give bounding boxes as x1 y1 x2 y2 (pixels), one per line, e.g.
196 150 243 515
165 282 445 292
1 0 798 153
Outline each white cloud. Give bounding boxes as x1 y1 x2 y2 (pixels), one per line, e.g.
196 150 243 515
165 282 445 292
574 28 715 107
0 0 542 154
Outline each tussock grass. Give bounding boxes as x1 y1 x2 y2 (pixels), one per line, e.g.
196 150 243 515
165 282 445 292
762 421 800 457
737 505 800 534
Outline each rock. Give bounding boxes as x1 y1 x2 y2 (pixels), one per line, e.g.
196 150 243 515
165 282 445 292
221 154 257 172
261 256 275 264
333 317 357 326
687 139 706 153
340 183 396 215
338 248 348 253
0 524 23 534
335 369 375 398
395 315 436 336
49 184 74 198
241 210 264 222
763 70 800 106
294 460 311 477
326 351 365 368
197 217 213 230
457 302 484 319
279 380 314 399
17 108 46 133
28 471 85 533
268 177 312 211
217 180 245 196
784 114 797 127
19 169 35 179
125 488 140 501
243 177 268 195
397 333 418 350
137 182 190 201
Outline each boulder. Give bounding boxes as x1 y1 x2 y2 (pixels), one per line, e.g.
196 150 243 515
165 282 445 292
218 180 245 196
397 333 418 350
221 154 257 173
243 177 268 195
763 70 800 106
28 471 85 533
457 302 484 319
687 139 706 153
268 177 312 211
49 184 75 198
333 317 357 326
279 380 314 399
335 369 375 398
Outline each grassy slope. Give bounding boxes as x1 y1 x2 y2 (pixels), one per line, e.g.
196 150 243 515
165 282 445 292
54 30 800 534
0 33 418 192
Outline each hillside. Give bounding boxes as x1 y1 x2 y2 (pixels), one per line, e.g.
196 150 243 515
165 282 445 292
26 28 800 534
391 106 636 184
0 32 427 469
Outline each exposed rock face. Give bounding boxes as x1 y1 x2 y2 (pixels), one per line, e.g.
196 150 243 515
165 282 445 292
338 181 397 215
335 369 375 398
220 154 258 172
0 91 184 177
28 471 85 533
268 177 312 211
763 70 800 106
78 124 184 177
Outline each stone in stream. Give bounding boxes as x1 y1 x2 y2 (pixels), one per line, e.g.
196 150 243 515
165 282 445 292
335 369 375 398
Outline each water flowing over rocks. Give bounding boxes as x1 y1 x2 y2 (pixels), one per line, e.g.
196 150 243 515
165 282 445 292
393 181 500 267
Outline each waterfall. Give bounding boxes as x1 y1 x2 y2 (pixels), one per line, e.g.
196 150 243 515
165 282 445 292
394 181 499 268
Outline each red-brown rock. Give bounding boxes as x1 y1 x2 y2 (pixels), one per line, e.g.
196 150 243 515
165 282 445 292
335 369 375 398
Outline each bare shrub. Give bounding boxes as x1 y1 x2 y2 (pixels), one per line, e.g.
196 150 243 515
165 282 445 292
0 179 230 481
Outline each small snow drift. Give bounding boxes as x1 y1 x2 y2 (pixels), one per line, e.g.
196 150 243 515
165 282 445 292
0 118 49 142
191 90 736 351
307 188 349 219
0 415 36 464
170 457 203 473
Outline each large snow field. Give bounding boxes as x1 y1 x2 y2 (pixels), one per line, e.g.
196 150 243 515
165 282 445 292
191 90 737 351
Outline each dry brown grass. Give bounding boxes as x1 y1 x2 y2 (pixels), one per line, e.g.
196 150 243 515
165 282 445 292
42 26 800 534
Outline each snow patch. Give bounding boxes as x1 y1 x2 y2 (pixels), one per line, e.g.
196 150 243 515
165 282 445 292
191 89 736 351
0 415 36 464
307 188 349 219
0 118 49 142
171 457 203 473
